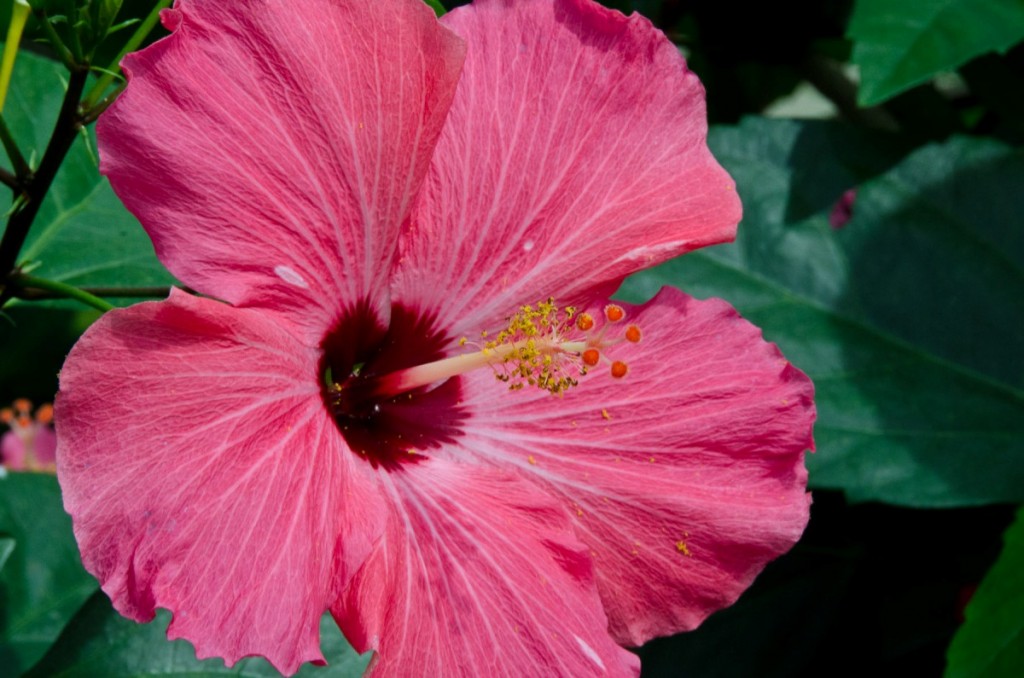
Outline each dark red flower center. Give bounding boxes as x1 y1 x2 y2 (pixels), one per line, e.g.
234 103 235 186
319 300 467 470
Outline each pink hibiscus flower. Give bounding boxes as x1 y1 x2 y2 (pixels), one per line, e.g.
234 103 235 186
56 0 814 675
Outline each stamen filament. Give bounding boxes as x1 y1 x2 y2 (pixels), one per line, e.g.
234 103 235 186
375 339 587 398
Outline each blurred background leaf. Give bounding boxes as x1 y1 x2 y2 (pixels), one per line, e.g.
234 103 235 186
0 473 97 675
27 592 371 678
848 0 1024 105
620 118 1024 506
946 505 1024 677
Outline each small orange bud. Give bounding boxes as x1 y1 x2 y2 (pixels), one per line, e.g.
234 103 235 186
625 325 642 343
610 361 628 378
604 304 625 323
582 348 600 366
576 313 594 331
36 403 54 424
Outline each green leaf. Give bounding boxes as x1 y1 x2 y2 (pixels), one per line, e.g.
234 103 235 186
422 0 445 17
4 49 175 305
0 472 97 674
848 0 1024 105
27 591 371 677
946 506 1024 677
619 117 1024 507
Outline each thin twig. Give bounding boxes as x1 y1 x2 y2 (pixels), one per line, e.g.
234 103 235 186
0 67 89 301
0 166 17 190
800 54 900 133
16 285 178 300
10 273 114 312
0 112 30 178
82 0 172 111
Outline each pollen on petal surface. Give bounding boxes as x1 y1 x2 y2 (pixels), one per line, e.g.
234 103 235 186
452 287 814 645
333 459 639 676
99 0 466 342
56 290 386 675
393 0 742 335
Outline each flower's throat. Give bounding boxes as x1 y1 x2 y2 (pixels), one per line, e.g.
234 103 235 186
329 299 642 405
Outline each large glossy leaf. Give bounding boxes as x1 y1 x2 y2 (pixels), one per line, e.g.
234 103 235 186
0 472 97 674
848 0 1024 105
4 50 174 302
27 591 371 677
422 0 445 17
946 506 1024 677
619 117 1024 507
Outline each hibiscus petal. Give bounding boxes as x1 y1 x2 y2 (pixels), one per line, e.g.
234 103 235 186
56 290 385 674
1 432 25 469
333 459 640 676
393 0 741 334
451 287 814 645
99 0 465 341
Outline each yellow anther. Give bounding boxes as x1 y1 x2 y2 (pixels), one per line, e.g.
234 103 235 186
576 313 594 331
484 298 585 396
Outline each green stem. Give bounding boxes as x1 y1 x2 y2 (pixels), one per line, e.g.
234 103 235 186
33 9 78 71
81 81 126 125
0 0 31 112
0 111 30 179
11 273 114 312
82 0 172 111
19 284 176 299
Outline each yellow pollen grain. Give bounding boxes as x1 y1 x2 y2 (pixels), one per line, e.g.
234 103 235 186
528 455 537 465
676 541 692 556
601 408 612 420
649 457 655 463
